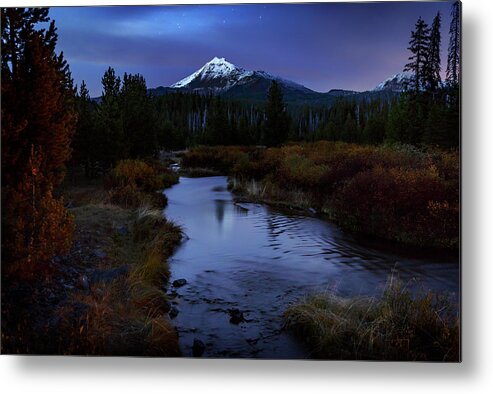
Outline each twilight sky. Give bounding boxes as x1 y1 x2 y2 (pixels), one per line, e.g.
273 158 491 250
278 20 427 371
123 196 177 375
49 1 454 96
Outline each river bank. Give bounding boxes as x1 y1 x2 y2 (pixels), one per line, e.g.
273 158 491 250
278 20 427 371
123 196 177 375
1 160 183 355
181 142 460 249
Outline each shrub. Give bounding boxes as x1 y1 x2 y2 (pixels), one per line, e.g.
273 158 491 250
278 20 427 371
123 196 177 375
330 165 459 247
284 278 459 361
2 180 74 279
181 145 254 174
105 160 175 208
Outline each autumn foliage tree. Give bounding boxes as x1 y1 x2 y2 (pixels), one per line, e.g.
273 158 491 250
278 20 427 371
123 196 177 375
1 8 76 274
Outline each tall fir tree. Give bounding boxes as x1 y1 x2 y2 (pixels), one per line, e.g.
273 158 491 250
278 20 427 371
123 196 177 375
404 17 431 92
73 80 98 177
121 73 158 158
204 95 230 145
262 80 290 146
446 1 461 86
427 12 442 92
1 8 75 270
96 66 124 166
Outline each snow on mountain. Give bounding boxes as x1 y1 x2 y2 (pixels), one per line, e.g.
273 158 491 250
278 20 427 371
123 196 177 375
170 57 311 93
373 72 413 92
171 57 251 89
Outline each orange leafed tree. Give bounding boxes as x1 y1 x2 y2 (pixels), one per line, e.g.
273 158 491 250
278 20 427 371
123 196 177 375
1 8 76 274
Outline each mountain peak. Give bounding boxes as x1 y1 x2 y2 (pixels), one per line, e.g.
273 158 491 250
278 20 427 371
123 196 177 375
374 72 413 92
171 56 245 89
170 57 312 95
208 56 228 64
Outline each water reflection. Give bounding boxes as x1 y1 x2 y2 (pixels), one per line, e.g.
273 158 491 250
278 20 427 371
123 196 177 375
214 199 227 226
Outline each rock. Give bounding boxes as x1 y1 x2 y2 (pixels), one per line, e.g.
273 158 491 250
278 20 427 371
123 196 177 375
160 300 172 314
169 307 179 319
94 249 107 259
228 308 245 325
78 274 90 290
167 291 178 299
308 207 317 214
192 339 205 357
172 278 187 288
116 226 129 236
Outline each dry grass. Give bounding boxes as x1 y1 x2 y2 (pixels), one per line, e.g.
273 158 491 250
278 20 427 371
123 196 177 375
56 160 183 356
230 178 314 211
57 202 182 356
284 278 460 361
2 159 182 356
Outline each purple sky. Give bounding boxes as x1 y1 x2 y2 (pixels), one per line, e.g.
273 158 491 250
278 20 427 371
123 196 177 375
49 2 454 96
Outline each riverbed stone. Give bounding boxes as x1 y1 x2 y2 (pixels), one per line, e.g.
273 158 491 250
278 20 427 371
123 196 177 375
169 307 179 319
172 278 187 288
192 339 205 357
228 308 245 325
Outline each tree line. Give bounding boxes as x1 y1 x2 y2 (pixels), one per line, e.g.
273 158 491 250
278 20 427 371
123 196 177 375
387 2 460 147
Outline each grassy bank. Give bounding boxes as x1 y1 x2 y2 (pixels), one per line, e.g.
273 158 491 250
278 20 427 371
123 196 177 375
2 160 182 356
284 280 460 361
181 142 459 248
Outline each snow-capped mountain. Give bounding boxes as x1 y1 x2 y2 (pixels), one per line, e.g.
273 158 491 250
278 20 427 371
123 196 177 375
170 57 313 95
147 57 402 105
374 72 413 92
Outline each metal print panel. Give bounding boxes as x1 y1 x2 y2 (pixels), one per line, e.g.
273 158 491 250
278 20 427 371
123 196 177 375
1 1 461 360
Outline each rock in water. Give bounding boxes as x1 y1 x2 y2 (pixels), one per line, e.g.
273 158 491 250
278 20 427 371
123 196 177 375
192 339 205 357
169 307 179 319
228 308 245 325
172 278 187 288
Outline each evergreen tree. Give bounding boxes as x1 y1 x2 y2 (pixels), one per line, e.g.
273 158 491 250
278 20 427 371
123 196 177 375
1 8 75 269
342 113 358 142
404 17 430 92
204 96 229 145
446 1 461 86
363 117 386 145
262 81 290 146
73 80 98 177
121 73 157 158
96 67 124 166
427 12 442 92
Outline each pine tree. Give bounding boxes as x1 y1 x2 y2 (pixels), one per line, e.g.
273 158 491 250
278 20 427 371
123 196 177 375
262 80 290 146
121 73 157 158
446 1 461 86
342 113 358 142
404 17 431 92
204 95 229 145
73 81 99 177
96 67 124 166
427 12 442 92
1 8 75 270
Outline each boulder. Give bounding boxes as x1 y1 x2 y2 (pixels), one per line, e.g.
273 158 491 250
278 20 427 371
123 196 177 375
192 339 205 357
172 278 187 288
